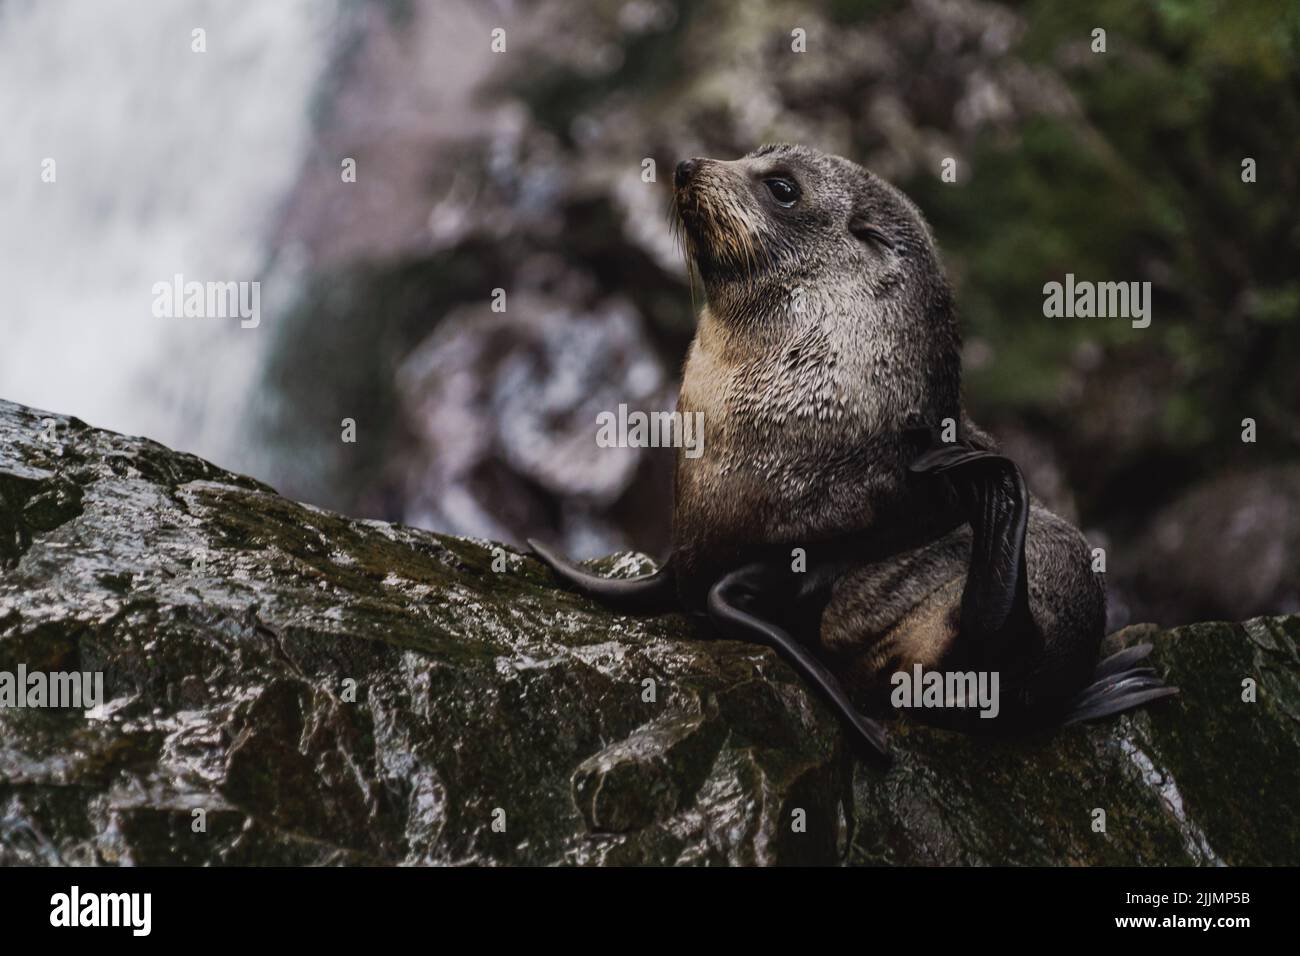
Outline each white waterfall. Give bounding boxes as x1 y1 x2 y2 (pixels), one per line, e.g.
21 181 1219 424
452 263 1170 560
0 0 338 470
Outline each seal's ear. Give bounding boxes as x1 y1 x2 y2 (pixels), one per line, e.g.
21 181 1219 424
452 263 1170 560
849 215 896 250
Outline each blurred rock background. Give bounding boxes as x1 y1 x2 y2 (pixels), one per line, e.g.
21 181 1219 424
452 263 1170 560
5 0 1298 630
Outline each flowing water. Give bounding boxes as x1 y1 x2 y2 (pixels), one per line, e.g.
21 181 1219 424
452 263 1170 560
0 0 339 472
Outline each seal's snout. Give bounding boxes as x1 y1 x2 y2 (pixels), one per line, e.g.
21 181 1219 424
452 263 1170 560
674 158 699 190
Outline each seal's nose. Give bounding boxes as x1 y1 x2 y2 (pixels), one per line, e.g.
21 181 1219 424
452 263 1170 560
674 159 698 189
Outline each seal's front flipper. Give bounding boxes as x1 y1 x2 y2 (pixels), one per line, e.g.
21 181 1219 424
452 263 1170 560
527 538 677 613
1062 643 1179 725
909 442 1036 666
708 564 891 758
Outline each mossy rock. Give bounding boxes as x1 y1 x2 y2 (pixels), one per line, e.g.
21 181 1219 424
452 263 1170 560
0 399 1295 865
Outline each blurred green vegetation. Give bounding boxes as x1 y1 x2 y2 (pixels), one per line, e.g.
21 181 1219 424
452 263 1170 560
946 0 1300 449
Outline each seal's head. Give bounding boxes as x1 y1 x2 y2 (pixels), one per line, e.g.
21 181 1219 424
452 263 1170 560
673 143 948 323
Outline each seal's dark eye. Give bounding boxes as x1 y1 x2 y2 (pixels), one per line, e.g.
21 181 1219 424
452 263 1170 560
764 177 800 207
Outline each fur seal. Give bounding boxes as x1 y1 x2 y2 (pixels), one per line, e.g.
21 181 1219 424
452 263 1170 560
529 144 1176 758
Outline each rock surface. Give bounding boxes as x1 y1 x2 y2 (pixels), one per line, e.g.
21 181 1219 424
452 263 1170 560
1 398 1297 865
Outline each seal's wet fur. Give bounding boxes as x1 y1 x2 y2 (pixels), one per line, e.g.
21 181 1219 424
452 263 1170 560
531 145 1176 755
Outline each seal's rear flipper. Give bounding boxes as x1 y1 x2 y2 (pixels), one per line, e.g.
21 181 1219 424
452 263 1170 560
1062 645 1179 725
709 564 891 759
527 538 677 613
908 439 1037 666
1090 641 1154 679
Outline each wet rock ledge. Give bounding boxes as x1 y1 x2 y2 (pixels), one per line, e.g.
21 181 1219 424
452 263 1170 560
1 398 1296 866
